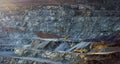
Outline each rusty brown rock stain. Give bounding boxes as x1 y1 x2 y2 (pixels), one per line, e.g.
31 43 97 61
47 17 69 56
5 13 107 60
37 31 61 38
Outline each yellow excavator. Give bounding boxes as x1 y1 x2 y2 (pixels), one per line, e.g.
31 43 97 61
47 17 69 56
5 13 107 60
74 49 88 53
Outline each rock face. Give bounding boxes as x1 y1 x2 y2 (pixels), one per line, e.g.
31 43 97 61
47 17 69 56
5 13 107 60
0 6 120 39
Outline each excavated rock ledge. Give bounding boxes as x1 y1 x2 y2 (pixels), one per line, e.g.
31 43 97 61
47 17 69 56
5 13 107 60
14 48 120 64
0 56 62 64
15 48 80 64
1 51 120 64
